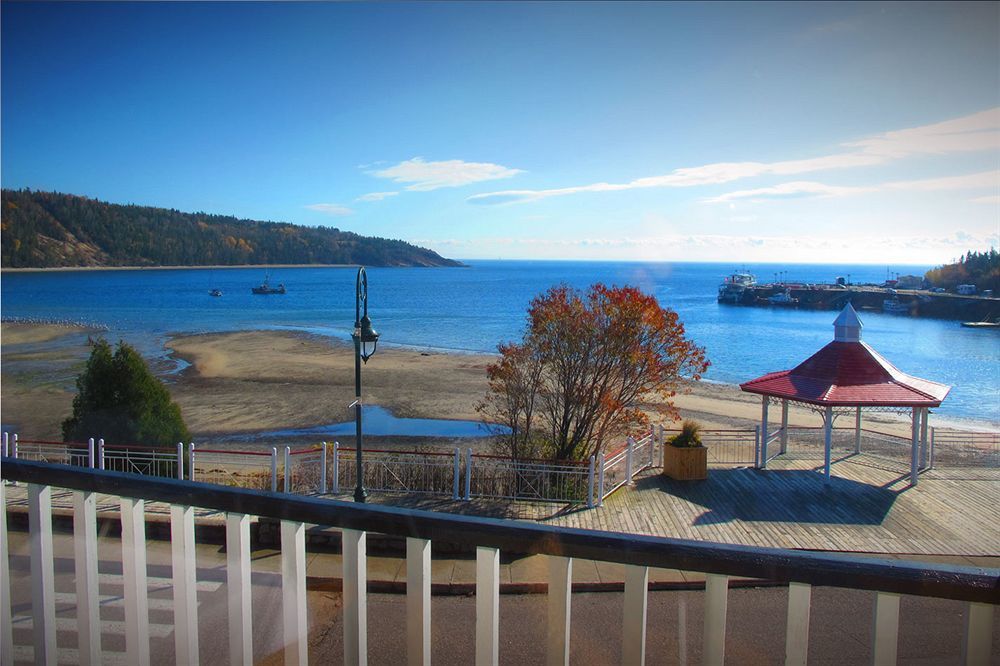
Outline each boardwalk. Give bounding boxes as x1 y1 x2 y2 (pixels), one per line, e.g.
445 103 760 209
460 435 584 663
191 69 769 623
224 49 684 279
548 453 1000 557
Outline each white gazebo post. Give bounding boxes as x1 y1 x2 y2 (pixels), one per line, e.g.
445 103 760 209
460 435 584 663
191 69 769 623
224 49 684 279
760 398 769 469
919 408 930 469
779 399 789 455
823 406 833 484
910 407 920 486
854 407 862 455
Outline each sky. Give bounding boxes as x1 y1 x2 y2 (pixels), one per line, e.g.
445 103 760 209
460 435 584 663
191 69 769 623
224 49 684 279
2 1 998 264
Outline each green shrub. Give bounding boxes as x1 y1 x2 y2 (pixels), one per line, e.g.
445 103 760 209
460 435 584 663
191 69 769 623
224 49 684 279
62 339 189 447
669 420 703 448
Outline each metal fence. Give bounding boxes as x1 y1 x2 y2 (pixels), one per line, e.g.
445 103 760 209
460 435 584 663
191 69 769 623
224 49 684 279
331 445 459 498
931 428 1000 468
469 454 594 503
192 446 277 491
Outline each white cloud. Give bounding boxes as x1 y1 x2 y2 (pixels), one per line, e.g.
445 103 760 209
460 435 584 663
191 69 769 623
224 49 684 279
304 203 353 216
355 191 399 202
706 170 1000 203
467 108 1000 205
970 195 1000 205
371 157 523 191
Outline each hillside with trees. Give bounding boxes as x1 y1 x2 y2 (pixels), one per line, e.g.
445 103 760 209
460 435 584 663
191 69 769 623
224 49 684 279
924 249 999 293
1 189 462 268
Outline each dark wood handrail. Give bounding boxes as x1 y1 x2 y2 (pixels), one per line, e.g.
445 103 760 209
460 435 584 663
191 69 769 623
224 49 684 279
2 458 997 604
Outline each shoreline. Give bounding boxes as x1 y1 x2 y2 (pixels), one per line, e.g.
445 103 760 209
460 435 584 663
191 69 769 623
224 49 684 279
2 322 997 441
1 263 360 274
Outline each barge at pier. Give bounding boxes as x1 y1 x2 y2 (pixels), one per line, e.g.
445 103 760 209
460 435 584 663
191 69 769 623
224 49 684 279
718 274 999 322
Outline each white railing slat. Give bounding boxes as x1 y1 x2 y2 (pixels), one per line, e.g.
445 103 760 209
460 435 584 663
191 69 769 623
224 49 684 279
622 564 648 666
73 490 102 665
226 513 253 666
784 582 811 666
343 528 368 666
703 573 729 666
120 497 151 666
171 504 200 665
281 520 308 666
962 602 994 666
871 591 900 666
1 484 14 666
29 483 57 666
547 556 572 666
476 546 500 666
406 537 431 666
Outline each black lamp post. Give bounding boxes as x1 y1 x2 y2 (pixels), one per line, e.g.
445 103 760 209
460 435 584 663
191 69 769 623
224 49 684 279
352 267 379 503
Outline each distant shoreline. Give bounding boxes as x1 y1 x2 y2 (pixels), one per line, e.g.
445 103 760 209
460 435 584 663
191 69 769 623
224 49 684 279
2 263 364 273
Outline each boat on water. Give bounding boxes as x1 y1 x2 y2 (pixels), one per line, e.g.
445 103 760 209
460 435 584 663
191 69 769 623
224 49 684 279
882 298 911 314
767 289 798 306
718 270 756 304
961 316 1000 329
209 289 223 297
252 273 286 295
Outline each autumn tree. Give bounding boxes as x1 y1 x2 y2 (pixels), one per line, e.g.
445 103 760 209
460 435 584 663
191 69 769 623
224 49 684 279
478 284 708 463
62 339 189 446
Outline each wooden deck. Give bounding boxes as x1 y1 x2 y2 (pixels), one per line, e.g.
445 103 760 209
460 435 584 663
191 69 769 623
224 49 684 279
547 453 1000 557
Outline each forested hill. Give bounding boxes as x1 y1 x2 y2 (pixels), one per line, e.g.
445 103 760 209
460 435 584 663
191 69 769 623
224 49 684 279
0 189 463 268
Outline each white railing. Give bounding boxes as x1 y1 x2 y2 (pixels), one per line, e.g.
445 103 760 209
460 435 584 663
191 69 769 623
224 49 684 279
468 454 595 505
332 446 460 498
191 446 277 491
2 459 995 666
101 442 180 479
658 428 759 467
930 428 1000 468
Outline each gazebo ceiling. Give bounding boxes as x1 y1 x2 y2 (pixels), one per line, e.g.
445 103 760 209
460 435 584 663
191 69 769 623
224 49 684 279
740 304 951 408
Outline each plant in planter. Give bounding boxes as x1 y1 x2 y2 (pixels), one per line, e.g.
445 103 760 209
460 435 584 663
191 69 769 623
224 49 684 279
663 420 708 480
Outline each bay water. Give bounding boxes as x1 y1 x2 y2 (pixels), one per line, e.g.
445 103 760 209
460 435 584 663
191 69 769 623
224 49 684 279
2 261 997 427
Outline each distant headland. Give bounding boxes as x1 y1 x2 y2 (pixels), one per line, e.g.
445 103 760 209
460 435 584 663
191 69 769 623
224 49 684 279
0 189 463 269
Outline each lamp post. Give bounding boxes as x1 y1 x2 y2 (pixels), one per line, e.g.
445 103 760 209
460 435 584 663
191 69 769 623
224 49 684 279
352 267 379 503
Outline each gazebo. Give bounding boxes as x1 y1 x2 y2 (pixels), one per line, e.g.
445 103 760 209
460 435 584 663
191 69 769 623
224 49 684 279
740 303 951 486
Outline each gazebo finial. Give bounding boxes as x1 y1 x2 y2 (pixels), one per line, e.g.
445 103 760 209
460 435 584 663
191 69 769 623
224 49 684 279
833 302 863 342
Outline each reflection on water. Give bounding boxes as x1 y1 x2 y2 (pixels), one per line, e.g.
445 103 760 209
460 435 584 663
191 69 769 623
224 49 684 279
220 405 507 441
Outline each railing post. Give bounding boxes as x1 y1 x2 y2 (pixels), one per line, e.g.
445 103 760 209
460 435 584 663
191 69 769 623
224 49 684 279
547 556 572 666
464 447 473 500
0 485 14 665
343 529 368 666
855 407 863 454
622 564 648 666
284 446 292 493
74 490 101 665
962 602 995 666
120 497 150 666
188 443 196 482
703 574 729 666
177 442 185 480
333 441 340 494
625 436 635 485
754 425 760 469
407 537 431 666
88 437 96 468
171 504 199 665
281 520 308 666
12 433 18 459
476 546 500 666
587 456 595 509
1 431 7 458
453 447 461 500
929 427 936 469
598 454 606 507
271 447 278 493
29 483 56 666
784 582 811 666
780 399 789 454
227 513 253 666
872 592 900 665
649 428 655 467
320 442 328 494
97 437 104 469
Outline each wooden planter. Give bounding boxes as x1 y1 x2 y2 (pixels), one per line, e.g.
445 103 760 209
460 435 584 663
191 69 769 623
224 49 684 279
663 445 708 480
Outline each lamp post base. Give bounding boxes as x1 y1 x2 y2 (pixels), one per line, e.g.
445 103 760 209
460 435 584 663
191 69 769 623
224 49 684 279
353 486 368 503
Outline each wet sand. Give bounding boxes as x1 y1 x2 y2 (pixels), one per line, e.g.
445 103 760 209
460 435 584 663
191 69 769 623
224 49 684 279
1 322 928 442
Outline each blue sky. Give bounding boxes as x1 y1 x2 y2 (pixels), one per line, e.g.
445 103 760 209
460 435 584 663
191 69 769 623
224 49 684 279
2 2 998 263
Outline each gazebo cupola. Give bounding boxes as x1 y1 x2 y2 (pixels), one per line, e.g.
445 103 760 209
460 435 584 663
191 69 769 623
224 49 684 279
740 303 951 485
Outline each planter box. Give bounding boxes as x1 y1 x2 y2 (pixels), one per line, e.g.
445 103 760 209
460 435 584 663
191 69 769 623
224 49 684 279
663 445 708 481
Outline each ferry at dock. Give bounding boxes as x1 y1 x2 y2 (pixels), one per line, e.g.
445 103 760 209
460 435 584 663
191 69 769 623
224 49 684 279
717 270 756 304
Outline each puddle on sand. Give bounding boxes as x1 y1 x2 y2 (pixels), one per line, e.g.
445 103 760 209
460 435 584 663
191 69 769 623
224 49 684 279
217 405 509 441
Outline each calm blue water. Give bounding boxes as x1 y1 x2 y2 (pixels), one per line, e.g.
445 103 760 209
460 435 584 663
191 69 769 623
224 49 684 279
2 261 997 425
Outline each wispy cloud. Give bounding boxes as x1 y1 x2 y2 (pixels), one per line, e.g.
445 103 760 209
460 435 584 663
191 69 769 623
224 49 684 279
706 170 999 203
371 157 523 191
970 195 1000 205
304 203 353 216
467 108 1000 206
355 191 399 202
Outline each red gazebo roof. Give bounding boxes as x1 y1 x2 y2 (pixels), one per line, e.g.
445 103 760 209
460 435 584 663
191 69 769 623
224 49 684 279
740 304 951 408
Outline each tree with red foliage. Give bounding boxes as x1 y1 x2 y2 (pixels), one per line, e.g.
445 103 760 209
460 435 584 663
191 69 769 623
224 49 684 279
478 283 708 462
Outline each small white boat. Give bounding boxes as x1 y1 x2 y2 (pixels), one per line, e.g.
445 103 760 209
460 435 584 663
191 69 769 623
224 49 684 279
209 289 223 297
718 270 756 304
767 289 798 306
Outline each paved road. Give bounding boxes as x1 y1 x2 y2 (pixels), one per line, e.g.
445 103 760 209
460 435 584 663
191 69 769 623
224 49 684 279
7 529 998 664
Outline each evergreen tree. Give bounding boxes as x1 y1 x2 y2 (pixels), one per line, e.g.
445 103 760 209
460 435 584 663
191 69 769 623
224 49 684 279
62 340 189 446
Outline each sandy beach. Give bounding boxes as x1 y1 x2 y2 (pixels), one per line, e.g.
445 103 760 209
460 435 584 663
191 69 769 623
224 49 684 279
1 321 930 443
